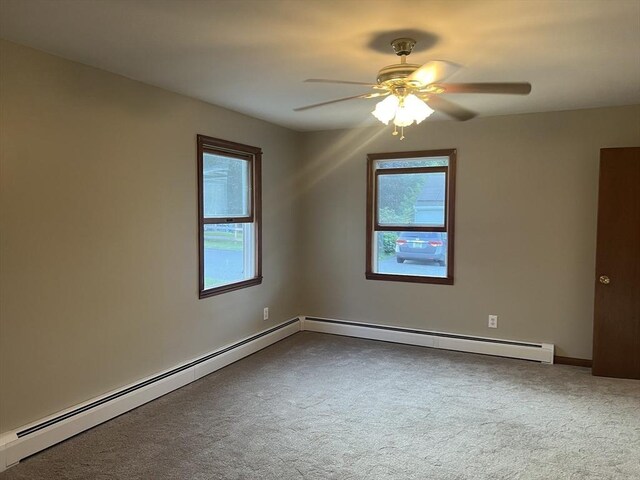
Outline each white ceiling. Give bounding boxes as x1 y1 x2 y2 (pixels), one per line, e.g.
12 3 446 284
1 0 639 131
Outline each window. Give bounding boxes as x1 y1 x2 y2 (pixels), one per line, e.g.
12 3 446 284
366 149 456 285
197 135 262 298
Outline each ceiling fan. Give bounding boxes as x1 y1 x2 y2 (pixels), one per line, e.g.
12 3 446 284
295 38 532 139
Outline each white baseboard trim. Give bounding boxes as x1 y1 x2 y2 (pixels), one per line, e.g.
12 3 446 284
302 316 554 364
0 317 301 472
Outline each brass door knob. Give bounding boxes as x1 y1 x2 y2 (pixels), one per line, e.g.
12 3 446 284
599 275 610 285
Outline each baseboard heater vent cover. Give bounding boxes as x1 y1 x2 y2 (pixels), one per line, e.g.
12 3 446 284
302 316 554 364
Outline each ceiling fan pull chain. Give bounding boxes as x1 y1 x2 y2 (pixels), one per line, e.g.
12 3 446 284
400 126 405 140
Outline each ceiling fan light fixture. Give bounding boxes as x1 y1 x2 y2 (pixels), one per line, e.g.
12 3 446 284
371 93 434 133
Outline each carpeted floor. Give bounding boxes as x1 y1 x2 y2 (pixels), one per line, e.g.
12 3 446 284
2 332 639 479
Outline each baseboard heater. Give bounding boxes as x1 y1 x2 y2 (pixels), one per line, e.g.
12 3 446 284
17 317 300 439
302 316 554 364
0 317 301 471
1 314 554 472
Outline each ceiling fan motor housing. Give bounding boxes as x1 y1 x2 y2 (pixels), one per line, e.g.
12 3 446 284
376 63 421 85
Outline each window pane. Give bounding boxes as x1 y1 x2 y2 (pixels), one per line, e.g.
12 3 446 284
373 231 448 278
378 172 446 227
203 153 250 218
203 223 254 289
375 157 448 169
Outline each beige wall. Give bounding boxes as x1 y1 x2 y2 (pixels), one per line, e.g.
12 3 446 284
2 39 639 436
298 105 640 360
0 40 303 433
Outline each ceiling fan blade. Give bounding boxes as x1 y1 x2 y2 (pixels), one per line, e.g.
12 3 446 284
437 82 532 95
424 95 477 121
294 92 387 112
408 60 461 86
304 78 376 86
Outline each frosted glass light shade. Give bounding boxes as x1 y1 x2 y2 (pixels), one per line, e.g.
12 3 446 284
371 95 399 125
371 94 434 128
393 104 414 127
403 94 434 124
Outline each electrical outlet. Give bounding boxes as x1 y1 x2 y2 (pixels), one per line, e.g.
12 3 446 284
488 315 498 328
263 307 269 321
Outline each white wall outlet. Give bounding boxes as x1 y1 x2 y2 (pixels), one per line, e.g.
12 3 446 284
263 307 269 321
488 315 498 328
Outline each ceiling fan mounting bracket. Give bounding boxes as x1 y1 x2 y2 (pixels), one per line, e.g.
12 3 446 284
390 38 417 56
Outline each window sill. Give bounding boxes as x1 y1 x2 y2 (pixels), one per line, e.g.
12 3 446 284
365 272 454 285
199 276 263 299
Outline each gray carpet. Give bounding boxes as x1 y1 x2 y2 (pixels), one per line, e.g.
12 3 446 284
2 332 639 479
